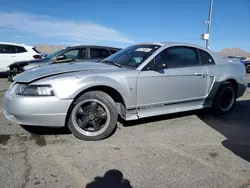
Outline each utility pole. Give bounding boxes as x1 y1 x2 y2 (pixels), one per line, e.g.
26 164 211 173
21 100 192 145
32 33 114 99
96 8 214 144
206 0 213 49
201 0 214 49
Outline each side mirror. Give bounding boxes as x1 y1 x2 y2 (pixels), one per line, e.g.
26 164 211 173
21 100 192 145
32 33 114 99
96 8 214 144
155 63 167 71
56 55 66 60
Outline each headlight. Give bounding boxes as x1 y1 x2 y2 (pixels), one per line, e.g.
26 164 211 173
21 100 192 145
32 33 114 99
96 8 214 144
23 64 40 70
14 84 54 96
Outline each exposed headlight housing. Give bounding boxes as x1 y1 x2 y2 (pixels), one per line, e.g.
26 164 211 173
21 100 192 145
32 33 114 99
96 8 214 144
23 64 40 70
14 84 54 96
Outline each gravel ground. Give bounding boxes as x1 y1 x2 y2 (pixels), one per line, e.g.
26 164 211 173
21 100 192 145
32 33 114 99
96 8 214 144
0 76 250 188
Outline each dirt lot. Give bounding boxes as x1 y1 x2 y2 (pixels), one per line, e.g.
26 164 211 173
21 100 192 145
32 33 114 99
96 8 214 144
0 76 250 188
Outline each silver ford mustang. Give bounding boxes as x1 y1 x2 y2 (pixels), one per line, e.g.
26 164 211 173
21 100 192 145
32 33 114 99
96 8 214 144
3 42 248 141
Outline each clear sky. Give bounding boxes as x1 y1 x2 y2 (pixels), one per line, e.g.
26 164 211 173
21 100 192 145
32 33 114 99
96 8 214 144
0 0 249 52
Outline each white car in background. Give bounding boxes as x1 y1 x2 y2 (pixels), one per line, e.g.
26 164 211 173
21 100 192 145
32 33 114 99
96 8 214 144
0 42 41 73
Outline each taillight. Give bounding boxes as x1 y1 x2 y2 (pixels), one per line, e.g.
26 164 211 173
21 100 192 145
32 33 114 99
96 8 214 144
33 55 42 59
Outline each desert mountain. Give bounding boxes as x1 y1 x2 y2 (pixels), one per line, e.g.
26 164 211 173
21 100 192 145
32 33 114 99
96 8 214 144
34 44 66 54
218 48 250 57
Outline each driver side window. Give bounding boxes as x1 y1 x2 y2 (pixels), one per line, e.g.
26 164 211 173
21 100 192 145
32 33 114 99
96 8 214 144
62 49 79 59
144 46 200 70
61 48 86 59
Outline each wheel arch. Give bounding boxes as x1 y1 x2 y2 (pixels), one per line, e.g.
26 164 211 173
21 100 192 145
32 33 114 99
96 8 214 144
65 85 128 127
76 85 126 117
217 75 238 93
224 78 238 93
206 76 239 102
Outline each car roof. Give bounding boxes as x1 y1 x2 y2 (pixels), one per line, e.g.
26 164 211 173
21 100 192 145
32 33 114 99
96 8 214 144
135 41 227 65
0 41 34 48
66 45 121 50
135 41 218 55
136 41 208 49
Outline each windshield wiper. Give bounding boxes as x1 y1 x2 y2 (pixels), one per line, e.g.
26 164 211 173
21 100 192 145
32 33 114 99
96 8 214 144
102 60 122 68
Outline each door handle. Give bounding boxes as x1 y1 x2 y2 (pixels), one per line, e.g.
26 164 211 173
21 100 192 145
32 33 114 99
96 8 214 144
195 73 203 76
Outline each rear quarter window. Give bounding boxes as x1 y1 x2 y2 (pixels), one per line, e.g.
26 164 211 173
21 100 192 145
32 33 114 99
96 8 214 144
15 46 27 53
199 49 215 65
90 48 110 58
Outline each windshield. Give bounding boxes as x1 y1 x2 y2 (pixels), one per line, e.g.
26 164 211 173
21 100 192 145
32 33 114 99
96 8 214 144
103 44 161 68
45 48 67 59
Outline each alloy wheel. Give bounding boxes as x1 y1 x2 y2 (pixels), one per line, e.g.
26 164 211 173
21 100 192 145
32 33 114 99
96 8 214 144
71 99 111 137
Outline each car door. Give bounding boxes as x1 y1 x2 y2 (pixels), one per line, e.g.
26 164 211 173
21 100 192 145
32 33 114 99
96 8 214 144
89 48 111 62
136 46 209 112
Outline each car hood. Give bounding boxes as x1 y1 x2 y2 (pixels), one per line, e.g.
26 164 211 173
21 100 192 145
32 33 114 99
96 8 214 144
14 62 121 83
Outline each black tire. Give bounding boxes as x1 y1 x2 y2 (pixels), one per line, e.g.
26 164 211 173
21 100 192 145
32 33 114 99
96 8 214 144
67 91 118 141
212 82 236 115
246 67 250 73
8 67 18 82
245 64 250 73
8 71 13 82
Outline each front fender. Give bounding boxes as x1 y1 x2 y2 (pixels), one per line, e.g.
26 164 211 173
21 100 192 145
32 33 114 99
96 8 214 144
8 61 29 69
53 76 136 109
76 76 134 108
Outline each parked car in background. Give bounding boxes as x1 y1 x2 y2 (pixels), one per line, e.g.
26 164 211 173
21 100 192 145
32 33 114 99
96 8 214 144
7 45 121 81
40 53 48 58
3 42 247 141
0 42 41 73
225 56 250 73
243 60 250 73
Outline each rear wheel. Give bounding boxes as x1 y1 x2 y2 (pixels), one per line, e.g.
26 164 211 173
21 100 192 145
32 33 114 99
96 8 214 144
67 91 118 141
212 82 236 114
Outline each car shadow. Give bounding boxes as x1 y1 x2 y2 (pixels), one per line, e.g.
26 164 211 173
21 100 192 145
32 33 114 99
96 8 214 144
20 125 71 135
18 100 250 163
248 83 250 88
122 100 250 163
85 169 132 188
197 100 250 162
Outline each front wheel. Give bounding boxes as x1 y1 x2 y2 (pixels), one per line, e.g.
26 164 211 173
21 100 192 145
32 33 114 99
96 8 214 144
246 64 250 73
67 91 118 141
8 67 19 82
212 82 236 115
